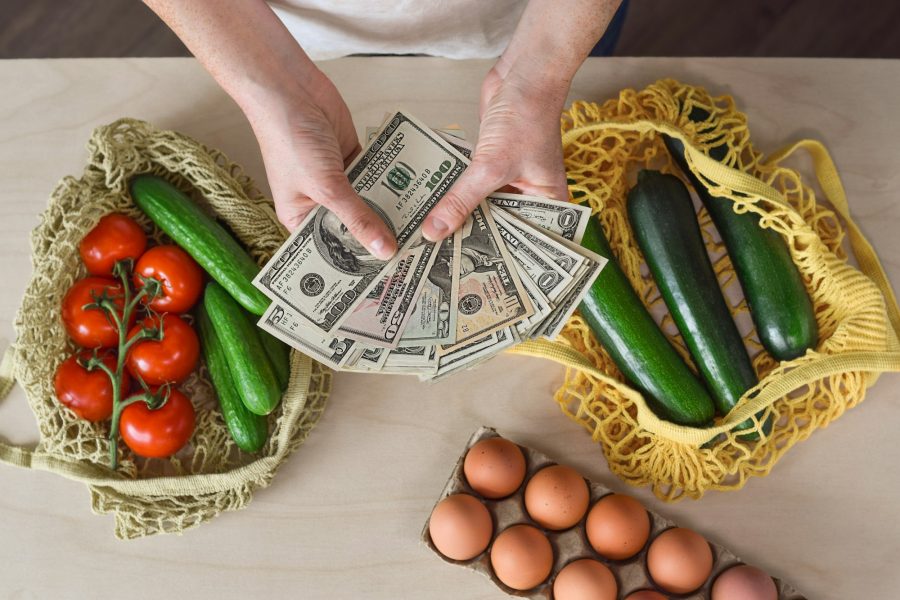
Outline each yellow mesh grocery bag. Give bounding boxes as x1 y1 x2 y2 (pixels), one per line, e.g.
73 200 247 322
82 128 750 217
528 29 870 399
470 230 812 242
0 119 330 538
512 79 900 501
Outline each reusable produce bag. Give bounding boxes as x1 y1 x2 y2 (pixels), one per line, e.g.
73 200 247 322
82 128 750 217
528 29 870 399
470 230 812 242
512 79 900 500
0 119 330 538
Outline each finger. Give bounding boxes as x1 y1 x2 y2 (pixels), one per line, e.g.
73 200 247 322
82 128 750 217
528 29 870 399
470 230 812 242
273 192 316 232
317 175 397 260
423 159 509 242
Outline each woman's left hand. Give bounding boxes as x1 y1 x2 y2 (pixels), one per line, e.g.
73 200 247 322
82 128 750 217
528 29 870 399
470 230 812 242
422 64 570 242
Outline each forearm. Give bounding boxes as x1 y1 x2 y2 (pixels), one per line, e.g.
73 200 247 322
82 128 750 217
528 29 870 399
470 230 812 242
498 0 622 91
143 0 318 116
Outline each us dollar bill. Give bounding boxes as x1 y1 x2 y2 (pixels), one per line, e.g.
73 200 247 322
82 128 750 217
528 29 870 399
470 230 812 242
253 111 470 334
427 327 517 381
491 207 586 276
397 231 462 347
337 238 438 348
257 303 356 370
442 201 533 351
487 192 591 243
490 208 573 302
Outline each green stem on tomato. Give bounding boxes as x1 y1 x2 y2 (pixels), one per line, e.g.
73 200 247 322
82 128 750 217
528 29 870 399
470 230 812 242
84 258 164 470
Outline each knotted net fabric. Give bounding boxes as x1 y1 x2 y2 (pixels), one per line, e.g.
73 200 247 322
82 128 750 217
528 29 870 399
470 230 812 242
3 119 330 538
511 79 900 500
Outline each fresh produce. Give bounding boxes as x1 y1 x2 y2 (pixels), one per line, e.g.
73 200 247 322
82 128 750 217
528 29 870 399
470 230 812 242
78 213 147 276
119 387 196 458
523 464 589 531
646 527 713 594
196 304 268 453
578 211 715 426
462 437 526 499
711 565 778 600
203 281 281 415
134 244 204 313
126 313 200 386
664 107 817 360
585 494 650 560
627 170 759 435
553 559 617 600
489 524 554 591
259 329 291 392
61 277 131 348
129 174 269 316
428 493 493 561
53 351 129 422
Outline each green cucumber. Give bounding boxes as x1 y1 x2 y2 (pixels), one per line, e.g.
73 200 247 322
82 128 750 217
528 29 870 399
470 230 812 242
203 281 282 415
259 330 291 391
663 109 817 360
130 174 269 316
627 170 758 435
578 209 715 426
196 303 268 452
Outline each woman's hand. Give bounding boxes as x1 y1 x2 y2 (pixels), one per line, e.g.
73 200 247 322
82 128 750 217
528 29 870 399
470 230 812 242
422 0 621 242
422 64 570 242
245 71 396 259
143 0 397 260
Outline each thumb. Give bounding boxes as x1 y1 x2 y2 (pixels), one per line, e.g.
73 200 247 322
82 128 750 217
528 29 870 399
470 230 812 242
318 175 398 261
423 159 508 242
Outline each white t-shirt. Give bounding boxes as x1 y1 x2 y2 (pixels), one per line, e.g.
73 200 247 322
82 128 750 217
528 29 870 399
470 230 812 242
268 1 528 60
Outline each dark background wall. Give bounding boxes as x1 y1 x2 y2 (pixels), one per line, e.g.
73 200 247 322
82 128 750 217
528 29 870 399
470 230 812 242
1 0 899 59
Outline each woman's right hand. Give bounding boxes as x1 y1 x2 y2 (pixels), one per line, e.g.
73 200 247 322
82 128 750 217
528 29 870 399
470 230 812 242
143 0 397 260
244 69 397 260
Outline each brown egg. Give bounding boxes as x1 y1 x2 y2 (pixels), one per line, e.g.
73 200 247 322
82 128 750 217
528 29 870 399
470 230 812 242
712 565 778 600
585 494 651 560
490 524 554 590
428 493 493 561
463 437 527 499
625 591 668 600
553 558 618 600
524 464 590 530
647 528 713 594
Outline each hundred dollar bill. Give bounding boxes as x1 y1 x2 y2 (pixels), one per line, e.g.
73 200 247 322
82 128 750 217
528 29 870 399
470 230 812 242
397 230 462 347
487 192 591 244
337 239 438 349
253 111 470 334
490 208 573 302
257 303 356 370
442 201 533 351
436 131 473 159
381 345 437 374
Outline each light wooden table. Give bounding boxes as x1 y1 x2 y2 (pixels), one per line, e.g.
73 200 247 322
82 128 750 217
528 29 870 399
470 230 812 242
0 57 898 600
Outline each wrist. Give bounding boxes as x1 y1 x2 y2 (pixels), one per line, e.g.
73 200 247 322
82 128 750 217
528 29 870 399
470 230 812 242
229 53 323 121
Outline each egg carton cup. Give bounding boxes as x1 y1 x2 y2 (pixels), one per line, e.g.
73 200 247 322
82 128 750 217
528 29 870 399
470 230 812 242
422 427 806 599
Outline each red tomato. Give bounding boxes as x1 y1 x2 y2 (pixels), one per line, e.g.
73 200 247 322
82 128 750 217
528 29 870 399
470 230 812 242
126 313 199 385
119 387 196 458
79 213 148 276
134 245 203 313
61 277 132 348
53 351 129 422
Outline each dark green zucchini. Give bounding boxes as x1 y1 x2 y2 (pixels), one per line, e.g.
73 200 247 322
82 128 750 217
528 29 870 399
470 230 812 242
196 303 268 453
663 108 817 360
627 170 759 436
578 209 715 426
130 174 270 316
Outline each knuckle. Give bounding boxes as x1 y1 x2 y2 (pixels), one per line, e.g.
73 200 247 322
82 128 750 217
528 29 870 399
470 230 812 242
439 193 474 222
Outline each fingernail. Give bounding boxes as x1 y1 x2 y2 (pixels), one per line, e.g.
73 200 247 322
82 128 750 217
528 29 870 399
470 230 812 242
369 237 395 261
424 216 449 242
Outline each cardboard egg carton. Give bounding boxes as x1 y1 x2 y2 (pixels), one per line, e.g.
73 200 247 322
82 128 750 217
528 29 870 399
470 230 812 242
422 427 806 599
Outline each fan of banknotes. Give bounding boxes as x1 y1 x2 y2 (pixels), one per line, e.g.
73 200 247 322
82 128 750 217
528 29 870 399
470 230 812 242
252 111 606 380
